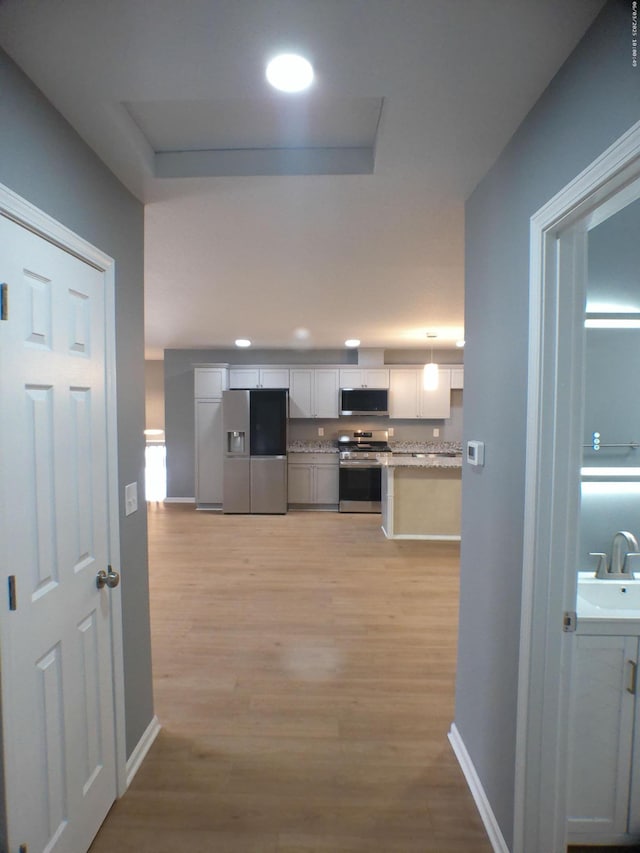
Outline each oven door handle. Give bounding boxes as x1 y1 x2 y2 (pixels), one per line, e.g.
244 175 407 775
339 460 383 468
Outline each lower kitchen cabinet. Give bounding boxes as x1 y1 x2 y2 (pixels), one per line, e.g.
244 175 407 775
567 632 640 845
288 453 339 508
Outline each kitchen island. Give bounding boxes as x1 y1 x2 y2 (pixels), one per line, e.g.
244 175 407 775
381 454 462 540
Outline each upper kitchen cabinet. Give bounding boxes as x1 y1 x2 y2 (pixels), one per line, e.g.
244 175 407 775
290 368 339 419
194 366 228 398
389 368 451 419
450 367 464 390
338 368 390 389
229 367 290 389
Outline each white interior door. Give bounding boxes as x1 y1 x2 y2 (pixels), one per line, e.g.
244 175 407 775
0 214 118 853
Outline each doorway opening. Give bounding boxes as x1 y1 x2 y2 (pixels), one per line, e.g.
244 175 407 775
516 121 640 853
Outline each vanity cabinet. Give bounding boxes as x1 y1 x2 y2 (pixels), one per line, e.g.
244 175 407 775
194 366 228 508
289 369 339 419
568 631 640 845
229 367 290 389
389 368 451 419
338 368 389 389
288 453 339 507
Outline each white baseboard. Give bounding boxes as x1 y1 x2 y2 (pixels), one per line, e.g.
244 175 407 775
164 496 195 504
388 533 461 541
448 723 510 853
125 715 161 788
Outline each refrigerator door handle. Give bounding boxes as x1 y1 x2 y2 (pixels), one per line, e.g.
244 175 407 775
251 455 286 460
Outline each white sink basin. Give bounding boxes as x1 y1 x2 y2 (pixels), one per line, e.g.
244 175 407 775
577 571 640 620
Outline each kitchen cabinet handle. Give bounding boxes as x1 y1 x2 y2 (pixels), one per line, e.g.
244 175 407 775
627 659 637 695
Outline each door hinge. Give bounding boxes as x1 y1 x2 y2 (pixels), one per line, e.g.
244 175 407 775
0 282 8 320
8 575 17 611
563 610 577 632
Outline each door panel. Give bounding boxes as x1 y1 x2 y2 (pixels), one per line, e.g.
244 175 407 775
567 635 636 840
0 215 117 853
287 464 313 503
314 464 339 505
250 456 287 513
195 398 224 505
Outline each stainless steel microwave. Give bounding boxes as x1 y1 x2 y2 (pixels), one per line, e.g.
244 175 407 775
340 388 389 417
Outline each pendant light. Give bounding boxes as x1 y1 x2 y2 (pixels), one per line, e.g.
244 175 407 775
423 333 439 390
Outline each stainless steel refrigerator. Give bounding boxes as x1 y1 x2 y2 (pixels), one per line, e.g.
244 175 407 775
222 389 288 514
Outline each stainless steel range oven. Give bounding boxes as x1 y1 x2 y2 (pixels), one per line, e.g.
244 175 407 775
338 430 391 513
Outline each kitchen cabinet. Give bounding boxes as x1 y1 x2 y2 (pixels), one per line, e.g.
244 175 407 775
194 366 228 398
194 366 228 508
288 453 339 507
195 399 224 506
338 368 390 389
567 632 640 844
389 368 451 419
450 367 464 390
289 368 339 419
229 367 290 389
381 462 461 540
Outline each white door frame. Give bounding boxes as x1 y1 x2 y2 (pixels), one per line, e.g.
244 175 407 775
514 120 640 853
0 182 128 798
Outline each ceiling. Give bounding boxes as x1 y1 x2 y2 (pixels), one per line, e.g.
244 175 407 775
0 0 605 359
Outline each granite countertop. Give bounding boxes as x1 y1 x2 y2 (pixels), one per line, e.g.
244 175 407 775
382 454 462 469
389 441 462 454
288 440 339 453
288 440 463 460
387 441 462 468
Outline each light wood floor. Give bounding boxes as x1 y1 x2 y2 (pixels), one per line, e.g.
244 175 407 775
90 504 492 852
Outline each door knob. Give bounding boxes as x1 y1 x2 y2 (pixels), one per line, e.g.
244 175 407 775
96 566 120 589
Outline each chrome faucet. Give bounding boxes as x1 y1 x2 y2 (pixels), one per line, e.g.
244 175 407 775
591 531 640 579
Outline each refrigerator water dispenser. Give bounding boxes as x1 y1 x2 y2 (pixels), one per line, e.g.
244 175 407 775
227 431 245 454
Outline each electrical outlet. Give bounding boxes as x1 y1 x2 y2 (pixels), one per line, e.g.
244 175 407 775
388 427 394 437
318 427 324 436
433 428 440 437
125 482 138 516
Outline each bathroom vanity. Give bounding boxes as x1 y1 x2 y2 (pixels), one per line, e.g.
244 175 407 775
567 574 640 845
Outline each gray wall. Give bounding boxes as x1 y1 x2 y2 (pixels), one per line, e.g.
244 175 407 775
0 47 153 769
165 347 462 497
457 1 639 847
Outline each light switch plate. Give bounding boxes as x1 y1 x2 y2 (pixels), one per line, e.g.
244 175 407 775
433 428 440 437
125 482 138 515
318 427 324 436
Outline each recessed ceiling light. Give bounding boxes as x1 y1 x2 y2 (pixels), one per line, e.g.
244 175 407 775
235 338 251 348
456 340 465 348
266 54 314 93
344 339 360 348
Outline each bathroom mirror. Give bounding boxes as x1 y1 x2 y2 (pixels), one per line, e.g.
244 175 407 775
579 196 640 576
